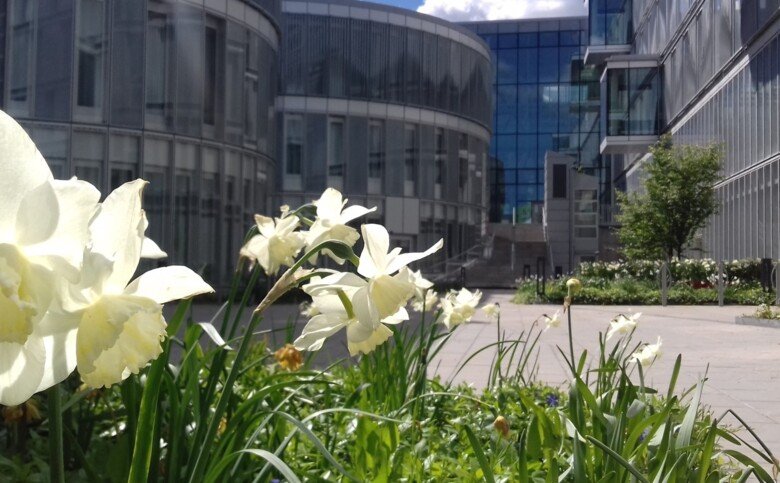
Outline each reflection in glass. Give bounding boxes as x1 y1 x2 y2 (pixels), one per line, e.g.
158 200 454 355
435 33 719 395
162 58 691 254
9 0 35 114
435 128 445 199
404 125 417 197
327 117 345 190
368 120 384 194
76 0 105 115
285 116 303 175
73 131 104 190
146 9 174 128
109 134 139 189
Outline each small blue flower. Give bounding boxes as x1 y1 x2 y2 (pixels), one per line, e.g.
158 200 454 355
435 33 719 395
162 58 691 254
638 428 650 442
545 394 559 408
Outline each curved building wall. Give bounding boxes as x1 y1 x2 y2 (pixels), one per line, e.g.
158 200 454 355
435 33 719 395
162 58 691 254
278 0 493 264
2 0 280 290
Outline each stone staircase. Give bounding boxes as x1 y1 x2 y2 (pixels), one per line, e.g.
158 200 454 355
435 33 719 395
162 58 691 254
463 236 548 289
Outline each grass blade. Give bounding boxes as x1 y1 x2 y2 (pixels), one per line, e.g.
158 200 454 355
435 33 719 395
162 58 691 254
464 425 495 483
241 449 301 483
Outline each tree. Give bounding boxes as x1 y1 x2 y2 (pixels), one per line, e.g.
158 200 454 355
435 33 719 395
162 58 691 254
615 135 722 260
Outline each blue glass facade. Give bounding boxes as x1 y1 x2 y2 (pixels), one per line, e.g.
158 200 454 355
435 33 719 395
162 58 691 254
463 19 603 224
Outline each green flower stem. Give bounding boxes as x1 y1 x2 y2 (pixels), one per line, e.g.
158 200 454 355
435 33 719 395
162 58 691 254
336 289 356 319
567 305 576 378
48 385 65 483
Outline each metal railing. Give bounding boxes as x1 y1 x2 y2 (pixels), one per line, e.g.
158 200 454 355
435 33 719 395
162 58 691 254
428 235 493 285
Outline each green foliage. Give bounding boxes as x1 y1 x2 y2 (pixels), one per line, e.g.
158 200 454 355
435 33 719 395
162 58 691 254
616 135 722 260
2 241 776 481
516 278 775 305
517 258 775 305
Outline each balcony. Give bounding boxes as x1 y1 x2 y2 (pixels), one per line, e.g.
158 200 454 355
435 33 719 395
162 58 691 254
599 56 662 154
585 0 633 65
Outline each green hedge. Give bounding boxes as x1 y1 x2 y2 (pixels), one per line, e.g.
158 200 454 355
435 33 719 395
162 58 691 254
515 279 776 305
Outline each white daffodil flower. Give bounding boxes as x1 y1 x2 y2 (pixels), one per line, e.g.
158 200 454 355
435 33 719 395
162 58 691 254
305 188 375 263
412 290 438 313
358 224 443 320
631 336 663 368
66 180 213 388
439 288 482 330
0 110 101 405
606 312 642 341
240 214 306 276
294 272 405 355
544 311 561 331
402 268 434 301
482 303 500 320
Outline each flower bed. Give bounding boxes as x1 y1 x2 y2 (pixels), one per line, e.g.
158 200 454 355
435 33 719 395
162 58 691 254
516 259 776 305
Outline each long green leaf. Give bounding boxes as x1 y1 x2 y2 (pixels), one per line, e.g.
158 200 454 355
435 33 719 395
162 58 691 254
187 312 262 483
241 449 301 483
464 425 495 483
586 435 650 483
128 300 191 483
677 378 704 448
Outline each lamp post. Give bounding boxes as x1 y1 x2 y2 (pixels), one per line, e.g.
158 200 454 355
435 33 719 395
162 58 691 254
511 206 516 272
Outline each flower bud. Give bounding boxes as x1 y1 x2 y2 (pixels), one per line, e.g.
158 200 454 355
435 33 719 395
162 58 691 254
566 278 582 296
493 415 510 438
274 343 303 371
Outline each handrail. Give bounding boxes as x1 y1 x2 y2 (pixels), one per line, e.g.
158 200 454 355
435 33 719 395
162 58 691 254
427 235 493 283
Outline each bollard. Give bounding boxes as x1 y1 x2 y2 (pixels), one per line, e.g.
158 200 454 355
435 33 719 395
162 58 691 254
760 258 773 293
717 260 725 307
660 262 670 307
775 262 780 306
535 257 546 296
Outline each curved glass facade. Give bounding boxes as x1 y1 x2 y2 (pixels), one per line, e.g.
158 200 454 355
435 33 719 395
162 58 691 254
280 2 492 127
278 1 492 265
2 0 280 290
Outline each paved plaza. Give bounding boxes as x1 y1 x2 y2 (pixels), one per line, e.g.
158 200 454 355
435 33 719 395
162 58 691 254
428 291 780 458
189 290 780 458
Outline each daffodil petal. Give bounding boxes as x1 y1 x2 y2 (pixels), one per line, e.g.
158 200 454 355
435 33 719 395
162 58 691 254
21 178 101 279
0 337 46 406
386 238 444 275
89 180 147 293
340 204 376 224
382 307 408 325
346 323 393 356
314 188 345 219
368 273 414 320
293 313 349 352
304 272 366 298
141 237 167 259
358 224 390 278
123 266 214 304
0 110 53 242
35 311 81 393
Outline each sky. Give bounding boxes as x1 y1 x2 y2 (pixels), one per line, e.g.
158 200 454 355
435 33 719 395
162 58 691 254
365 0 587 21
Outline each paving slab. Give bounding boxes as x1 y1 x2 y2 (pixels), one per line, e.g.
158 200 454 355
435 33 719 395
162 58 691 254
426 291 780 462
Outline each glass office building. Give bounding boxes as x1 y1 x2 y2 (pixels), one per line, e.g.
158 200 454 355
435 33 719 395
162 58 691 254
277 0 492 264
462 19 604 225
0 0 281 290
594 0 780 260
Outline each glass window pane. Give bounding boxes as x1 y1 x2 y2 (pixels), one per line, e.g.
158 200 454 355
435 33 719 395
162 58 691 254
75 0 106 120
8 0 35 115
